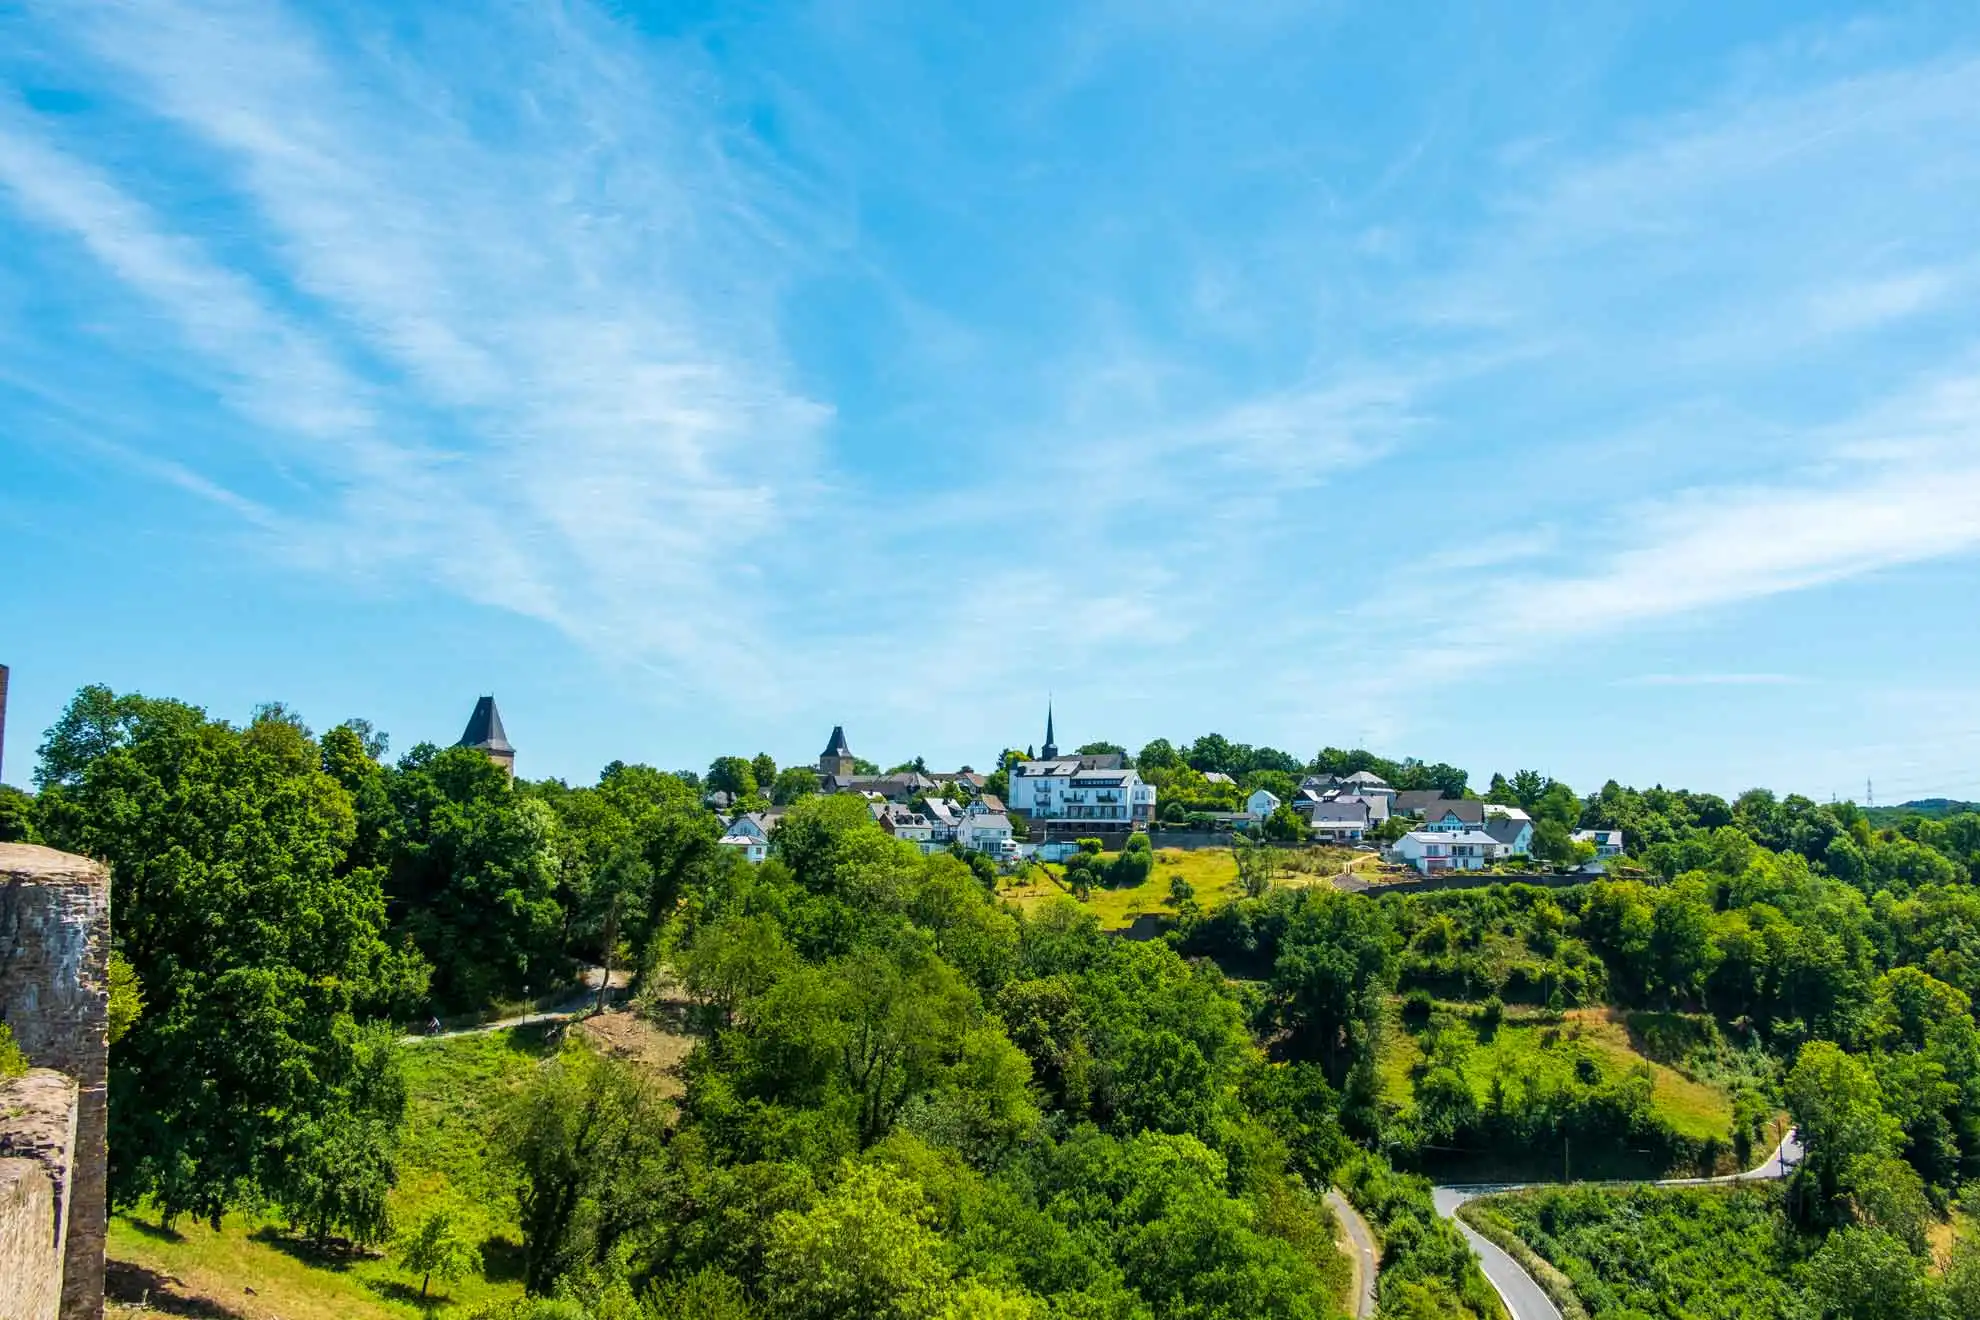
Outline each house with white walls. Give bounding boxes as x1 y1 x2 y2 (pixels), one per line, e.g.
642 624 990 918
1389 829 1496 874
1246 789 1282 820
1574 829 1626 857
1009 757 1157 826
1309 799 1373 843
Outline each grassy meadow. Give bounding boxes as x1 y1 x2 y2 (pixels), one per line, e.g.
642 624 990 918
108 1024 560 1318
999 844 1368 929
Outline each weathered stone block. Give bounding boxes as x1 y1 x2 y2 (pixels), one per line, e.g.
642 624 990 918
1 844 110 1320
1 1069 80 1320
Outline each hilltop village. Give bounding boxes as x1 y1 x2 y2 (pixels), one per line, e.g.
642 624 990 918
450 698 1622 882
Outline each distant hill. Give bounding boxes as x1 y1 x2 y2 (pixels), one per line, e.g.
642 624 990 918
1864 799 1979 826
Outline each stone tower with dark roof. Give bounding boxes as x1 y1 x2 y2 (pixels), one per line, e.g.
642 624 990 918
457 695 515 777
1040 701 1058 760
819 725 856 778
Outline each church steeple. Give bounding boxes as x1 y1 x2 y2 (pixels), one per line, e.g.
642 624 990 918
1041 700 1058 760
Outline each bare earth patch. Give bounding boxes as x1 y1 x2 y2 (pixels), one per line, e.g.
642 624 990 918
574 1008 695 1096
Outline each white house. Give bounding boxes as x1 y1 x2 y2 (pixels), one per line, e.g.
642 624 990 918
1574 829 1626 857
1389 829 1496 874
957 810 1017 860
874 802 939 854
1334 793 1390 823
1309 799 1372 843
1009 757 1157 826
1245 789 1282 820
717 831 769 863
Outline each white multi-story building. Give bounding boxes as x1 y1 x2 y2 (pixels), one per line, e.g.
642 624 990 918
1009 757 1157 826
1389 829 1496 874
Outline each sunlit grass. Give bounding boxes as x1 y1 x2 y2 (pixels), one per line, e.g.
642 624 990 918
109 1024 555 1317
999 845 1361 929
1379 1001 1736 1143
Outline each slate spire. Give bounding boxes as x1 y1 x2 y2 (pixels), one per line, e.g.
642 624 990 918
457 695 515 774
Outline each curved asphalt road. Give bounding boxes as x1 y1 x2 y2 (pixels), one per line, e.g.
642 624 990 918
1430 1129 1803 1320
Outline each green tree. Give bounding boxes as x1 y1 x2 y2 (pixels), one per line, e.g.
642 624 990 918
1263 804 1309 844
276 1024 406 1247
35 688 425 1225
707 757 759 799
107 950 144 1046
501 1046 672 1295
399 1205 476 1301
1786 1041 1904 1226
386 744 568 1010
751 753 778 789
770 766 821 805
1797 1227 1939 1320
763 1163 954 1320
1271 891 1396 1082
0 783 36 842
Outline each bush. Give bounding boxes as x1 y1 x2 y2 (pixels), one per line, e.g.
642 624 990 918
1076 838 1104 855
1402 990 1436 1027
1477 996 1505 1031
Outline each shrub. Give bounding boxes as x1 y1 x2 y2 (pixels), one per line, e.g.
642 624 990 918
1402 990 1435 1027
1478 996 1505 1031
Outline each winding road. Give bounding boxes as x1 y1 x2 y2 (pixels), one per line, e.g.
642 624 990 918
1325 1188 1380 1319
1428 1129 1803 1320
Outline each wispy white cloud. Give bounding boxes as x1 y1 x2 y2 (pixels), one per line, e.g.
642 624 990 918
5 0 838 696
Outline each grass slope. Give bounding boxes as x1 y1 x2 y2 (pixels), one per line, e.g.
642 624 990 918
1379 1004 1737 1159
109 1023 558 1318
1000 846 1363 929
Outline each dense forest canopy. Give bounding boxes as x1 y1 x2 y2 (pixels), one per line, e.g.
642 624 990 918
8 684 1980 1318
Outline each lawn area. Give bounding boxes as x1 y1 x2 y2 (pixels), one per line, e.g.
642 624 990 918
108 1023 560 1318
1379 1002 1737 1144
999 845 1363 929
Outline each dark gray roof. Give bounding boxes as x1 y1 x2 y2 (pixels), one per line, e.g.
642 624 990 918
457 696 512 754
1484 817 1530 845
822 725 852 757
1424 799 1486 825
1393 790 1449 815
1311 800 1371 823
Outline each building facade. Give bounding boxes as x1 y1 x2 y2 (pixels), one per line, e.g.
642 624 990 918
1009 757 1157 827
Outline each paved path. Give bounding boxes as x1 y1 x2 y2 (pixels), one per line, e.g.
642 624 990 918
1430 1130 1803 1320
1325 1187 1379 1319
400 969 631 1044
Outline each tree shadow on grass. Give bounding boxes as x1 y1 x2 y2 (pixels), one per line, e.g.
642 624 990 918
247 1224 382 1272
479 1231 528 1284
119 1214 187 1243
106 1260 248 1318
365 1276 448 1311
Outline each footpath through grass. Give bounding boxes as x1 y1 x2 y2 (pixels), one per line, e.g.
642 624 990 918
109 1023 557 1318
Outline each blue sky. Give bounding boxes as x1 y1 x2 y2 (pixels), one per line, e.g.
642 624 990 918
4 0 1980 802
